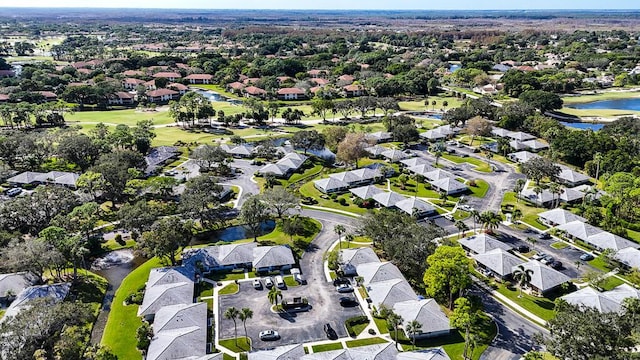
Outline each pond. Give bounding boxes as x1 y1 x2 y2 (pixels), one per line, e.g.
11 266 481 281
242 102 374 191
191 88 228 102
449 64 461 73
204 220 276 243
560 122 604 131
90 249 146 344
567 97 640 111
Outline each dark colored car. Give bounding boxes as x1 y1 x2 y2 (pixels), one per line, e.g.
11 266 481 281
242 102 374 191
539 233 551 240
550 261 563 270
523 228 536 234
333 277 351 286
339 297 359 307
516 245 530 253
324 323 338 340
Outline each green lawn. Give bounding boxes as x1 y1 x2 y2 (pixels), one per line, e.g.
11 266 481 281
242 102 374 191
206 270 247 282
197 281 214 299
441 154 492 173
67 108 176 126
283 164 324 187
257 217 322 255
312 343 344 353
219 283 240 295
284 275 299 287
496 284 556 321
550 241 569 250
501 192 547 230
299 181 369 215
345 337 389 348
101 257 164 360
588 257 612 273
468 179 489 198
219 337 252 352
388 180 443 199
600 276 625 291
373 317 389 334
0 309 4 319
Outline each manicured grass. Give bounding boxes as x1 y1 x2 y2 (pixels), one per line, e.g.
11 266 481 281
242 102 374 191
501 192 546 230
284 275 299 287
468 179 489 198
0 309 4 319
299 181 369 215
625 228 640 243
345 337 389 348
373 317 389 334
403 314 496 360
257 216 322 253
550 241 569 250
282 163 324 187
441 154 492 173
71 270 109 316
67 108 176 126
206 270 247 282
348 319 370 337
219 283 239 295
312 342 344 353
388 180 443 199
197 281 214 299
101 257 164 360
219 337 252 352
588 257 612 273
338 240 371 249
600 276 625 291
496 284 556 321
103 238 136 251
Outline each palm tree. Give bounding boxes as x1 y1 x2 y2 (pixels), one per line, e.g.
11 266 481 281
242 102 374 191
442 100 449 112
512 209 523 224
513 265 534 298
432 142 445 165
405 320 423 350
513 179 525 203
431 100 437 111
239 308 253 350
481 211 502 233
345 233 355 249
594 152 603 181
224 306 240 345
470 209 481 233
548 182 562 208
532 186 543 207
334 224 346 249
268 287 282 310
386 311 404 350
455 220 469 239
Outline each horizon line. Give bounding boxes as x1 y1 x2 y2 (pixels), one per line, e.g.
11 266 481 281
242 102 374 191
2 7 639 11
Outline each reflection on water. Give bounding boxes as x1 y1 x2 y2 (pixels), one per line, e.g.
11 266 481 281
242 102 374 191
567 98 640 111
195 220 277 245
560 122 604 131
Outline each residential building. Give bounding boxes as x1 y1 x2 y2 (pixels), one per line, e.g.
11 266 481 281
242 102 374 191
372 191 407 208
138 267 195 320
7 171 79 189
1 283 71 321
400 157 429 168
365 145 387 157
168 83 189 95
557 166 591 187
537 209 586 227
561 284 640 313
393 299 452 339
152 72 182 81
244 86 267 99
147 302 208 360
357 262 404 286
430 177 468 195
185 74 214 84
459 234 512 255
248 344 305 360
313 177 350 193
122 77 146 89
381 149 410 162
366 278 417 308
614 247 640 269
472 249 525 280
182 242 257 272
506 131 535 142
146 88 179 103
277 87 306 101
339 247 380 276
0 272 39 305
507 151 541 163
343 84 366 97
366 131 393 143
144 146 180 175
258 153 308 179
512 261 570 295
349 185 384 200
393 197 437 218
253 245 296 273
108 91 135 105
220 144 255 158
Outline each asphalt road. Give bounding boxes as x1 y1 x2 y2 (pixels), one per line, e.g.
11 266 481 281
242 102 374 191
470 286 549 360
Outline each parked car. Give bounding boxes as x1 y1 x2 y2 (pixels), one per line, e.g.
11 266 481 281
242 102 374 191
275 275 285 289
164 170 178 176
444 214 454 221
6 188 22 197
290 268 306 284
580 253 594 261
460 204 474 212
539 233 551 240
264 277 274 288
540 255 555 265
523 228 537 234
259 330 280 341
532 252 547 261
479 268 493 277
516 245 530 253
336 284 354 293
253 279 262 289
339 297 359 307
550 261 563 270
324 323 338 340
333 277 351 286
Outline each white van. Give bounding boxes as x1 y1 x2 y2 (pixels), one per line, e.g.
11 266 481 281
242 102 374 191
275 275 285 289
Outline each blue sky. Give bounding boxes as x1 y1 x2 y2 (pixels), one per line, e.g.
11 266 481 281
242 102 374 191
7 0 640 9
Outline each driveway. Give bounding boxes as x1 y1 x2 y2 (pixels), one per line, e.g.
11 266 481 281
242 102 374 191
218 210 362 350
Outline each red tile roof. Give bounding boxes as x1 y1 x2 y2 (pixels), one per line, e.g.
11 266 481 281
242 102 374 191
114 91 134 99
152 72 181 79
123 70 144 77
278 87 305 95
123 78 145 84
146 89 178 97
227 82 245 90
38 91 57 99
168 83 189 91
244 86 267 95
185 74 213 80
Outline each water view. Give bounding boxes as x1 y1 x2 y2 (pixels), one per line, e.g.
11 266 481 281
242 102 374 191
210 220 276 242
567 97 640 111
560 122 604 131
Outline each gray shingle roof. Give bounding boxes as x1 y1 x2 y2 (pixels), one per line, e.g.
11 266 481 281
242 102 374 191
367 278 417 308
538 209 586 226
138 282 194 317
147 302 208 360
400 157 429 168
147 267 195 288
430 178 468 194
407 164 437 177
561 284 640 313
2 283 71 321
459 234 512 254
396 348 451 360
381 149 410 162
586 232 637 252
0 272 38 299
252 245 295 269
357 262 404 285
372 191 407 207
350 185 384 200
248 344 305 360
513 261 570 292
614 247 640 269
507 151 541 163
394 197 436 216
472 249 525 277
556 221 604 241
340 247 380 268
393 299 451 336
314 177 350 193
365 145 387 156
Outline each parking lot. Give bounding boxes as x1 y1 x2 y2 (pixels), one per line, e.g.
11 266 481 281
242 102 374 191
218 277 364 350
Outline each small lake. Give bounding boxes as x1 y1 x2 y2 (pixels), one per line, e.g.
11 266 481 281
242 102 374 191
203 220 276 243
567 97 640 111
191 88 228 102
560 122 604 131
449 64 461 73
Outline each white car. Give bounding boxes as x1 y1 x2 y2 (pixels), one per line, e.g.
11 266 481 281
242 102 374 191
275 275 285 289
336 284 354 293
253 279 262 289
264 277 274 288
459 205 474 212
259 330 280 341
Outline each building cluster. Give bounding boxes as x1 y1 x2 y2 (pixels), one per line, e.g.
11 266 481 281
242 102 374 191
248 343 451 360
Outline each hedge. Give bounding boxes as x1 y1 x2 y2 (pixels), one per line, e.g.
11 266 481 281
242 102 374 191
345 315 369 337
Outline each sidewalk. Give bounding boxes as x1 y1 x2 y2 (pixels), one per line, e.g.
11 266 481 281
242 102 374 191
474 276 547 327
